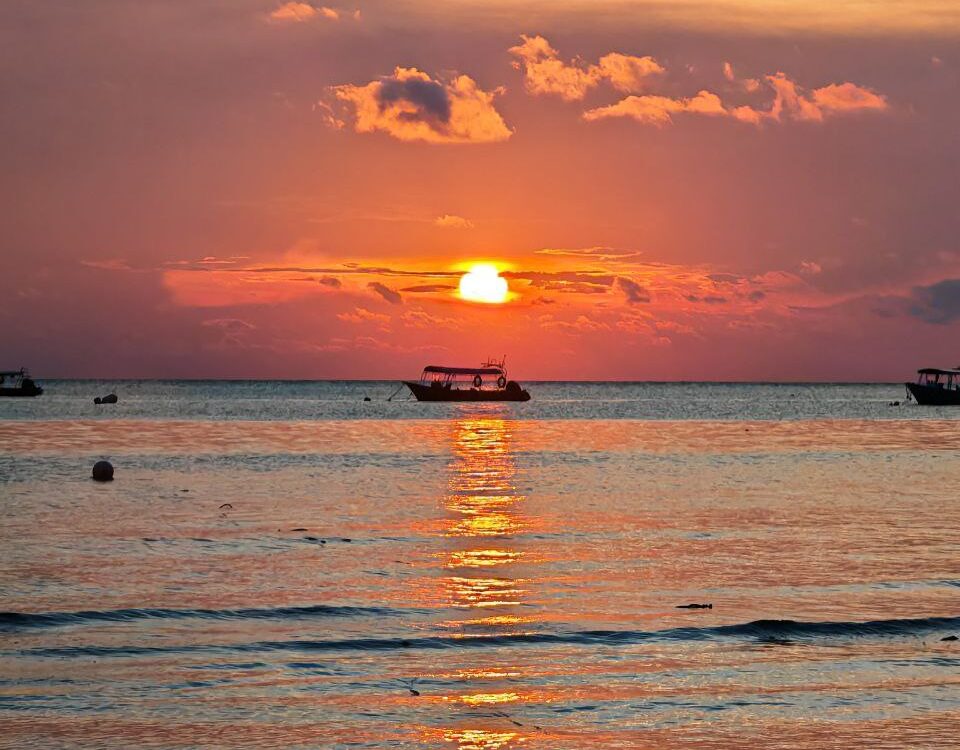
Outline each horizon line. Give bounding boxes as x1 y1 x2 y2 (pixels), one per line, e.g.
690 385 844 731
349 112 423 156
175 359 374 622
28 377 912 385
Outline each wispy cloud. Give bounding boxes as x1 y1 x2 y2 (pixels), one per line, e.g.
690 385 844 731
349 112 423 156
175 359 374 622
401 309 461 328
337 307 391 325
534 247 642 261
583 71 888 126
400 284 456 293
539 313 611 334
434 214 475 229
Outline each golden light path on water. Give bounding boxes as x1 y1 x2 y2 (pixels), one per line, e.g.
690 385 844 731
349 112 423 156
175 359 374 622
419 417 535 747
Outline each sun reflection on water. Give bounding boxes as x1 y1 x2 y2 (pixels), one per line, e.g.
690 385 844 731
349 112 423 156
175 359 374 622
419 414 539 748
436 729 520 750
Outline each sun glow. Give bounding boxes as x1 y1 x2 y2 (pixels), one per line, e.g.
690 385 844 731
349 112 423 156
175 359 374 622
458 263 508 303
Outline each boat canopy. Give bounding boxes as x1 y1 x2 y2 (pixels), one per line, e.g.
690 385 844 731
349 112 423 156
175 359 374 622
917 368 960 375
423 365 503 375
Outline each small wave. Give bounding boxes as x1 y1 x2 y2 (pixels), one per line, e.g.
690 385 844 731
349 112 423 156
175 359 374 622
10 615 960 659
712 616 960 641
0 603 416 630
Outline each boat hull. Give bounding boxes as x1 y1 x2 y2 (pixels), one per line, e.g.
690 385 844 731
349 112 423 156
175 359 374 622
0 386 43 398
404 381 530 402
905 382 960 405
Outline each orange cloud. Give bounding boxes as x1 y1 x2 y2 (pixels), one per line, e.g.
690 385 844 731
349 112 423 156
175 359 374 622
598 53 666 93
584 73 887 126
434 214 475 229
401 309 461 328
509 35 663 101
269 3 346 22
583 90 727 125
331 67 512 144
811 81 888 114
538 314 611 334
337 307 391 325
534 247 642 261
757 72 888 123
723 61 761 92
270 2 318 21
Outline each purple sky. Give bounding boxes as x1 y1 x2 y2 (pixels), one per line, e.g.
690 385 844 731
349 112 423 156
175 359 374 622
2 1 959 379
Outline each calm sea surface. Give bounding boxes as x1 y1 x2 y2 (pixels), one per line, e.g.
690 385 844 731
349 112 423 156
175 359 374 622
2 382 959 748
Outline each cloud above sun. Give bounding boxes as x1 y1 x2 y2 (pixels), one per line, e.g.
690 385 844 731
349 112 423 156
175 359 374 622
323 35 889 145
506 35 889 128
330 67 512 143
582 71 887 126
509 34 664 101
269 2 359 22
584 90 729 125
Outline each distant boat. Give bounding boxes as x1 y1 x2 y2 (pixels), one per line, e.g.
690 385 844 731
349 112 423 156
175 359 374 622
0 368 43 397
905 368 960 405
404 358 531 402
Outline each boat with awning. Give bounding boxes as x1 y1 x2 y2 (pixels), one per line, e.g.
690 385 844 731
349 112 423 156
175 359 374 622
404 359 531 402
0 368 44 397
905 367 960 405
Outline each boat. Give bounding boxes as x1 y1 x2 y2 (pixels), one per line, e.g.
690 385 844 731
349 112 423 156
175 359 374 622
0 368 44 397
404 358 531 402
905 368 960 405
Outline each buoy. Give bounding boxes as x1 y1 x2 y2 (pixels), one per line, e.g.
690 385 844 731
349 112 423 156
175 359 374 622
92 460 114 482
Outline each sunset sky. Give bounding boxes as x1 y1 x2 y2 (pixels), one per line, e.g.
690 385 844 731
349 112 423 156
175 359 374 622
3 0 960 379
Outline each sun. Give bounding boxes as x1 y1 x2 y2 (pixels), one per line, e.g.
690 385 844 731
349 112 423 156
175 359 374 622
458 263 508 303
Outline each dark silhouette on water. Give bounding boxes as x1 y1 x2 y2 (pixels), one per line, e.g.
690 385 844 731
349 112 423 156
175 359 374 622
404 357 531 402
91 461 114 482
94 393 118 404
0 368 43 397
905 368 960 405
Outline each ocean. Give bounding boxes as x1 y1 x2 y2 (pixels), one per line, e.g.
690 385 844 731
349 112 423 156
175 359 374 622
2 381 959 748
